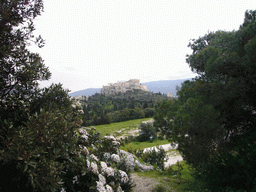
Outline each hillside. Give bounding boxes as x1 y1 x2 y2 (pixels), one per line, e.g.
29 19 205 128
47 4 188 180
69 78 192 97
69 88 101 97
78 89 168 126
142 78 191 95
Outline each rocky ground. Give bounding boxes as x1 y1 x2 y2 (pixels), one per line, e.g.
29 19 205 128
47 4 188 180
130 144 183 192
117 125 183 191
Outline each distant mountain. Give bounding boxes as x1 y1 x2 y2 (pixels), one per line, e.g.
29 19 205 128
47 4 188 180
69 88 101 97
142 78 192 96
69 78 192 97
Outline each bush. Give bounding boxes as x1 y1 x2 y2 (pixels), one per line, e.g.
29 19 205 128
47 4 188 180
141 147 167 171
129 107 145 120
109 108 145 123
165 161 183 177
0 87 133 191
124 145 167 171
143 108 155 118
0 85 82 191
137 121 157 142
157 135 165 140
61 128 134 192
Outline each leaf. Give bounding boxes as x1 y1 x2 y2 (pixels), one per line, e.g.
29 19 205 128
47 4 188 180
24 164 28 172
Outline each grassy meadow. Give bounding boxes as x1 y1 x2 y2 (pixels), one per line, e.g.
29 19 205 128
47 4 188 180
91 117 170 150
89 117 153 136
90 118 203 191
135 161 205 192
120 139 170 150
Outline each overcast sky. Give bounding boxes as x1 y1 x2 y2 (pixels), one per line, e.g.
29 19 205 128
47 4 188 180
30 0 255 93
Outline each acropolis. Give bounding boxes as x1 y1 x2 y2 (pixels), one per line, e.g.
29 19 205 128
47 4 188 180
101 79 148 95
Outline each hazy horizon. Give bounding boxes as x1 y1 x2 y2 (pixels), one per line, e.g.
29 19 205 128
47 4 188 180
29 0 255 92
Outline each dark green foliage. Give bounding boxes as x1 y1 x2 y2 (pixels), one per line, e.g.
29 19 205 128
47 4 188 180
108 107 145 122
141 147 167 171
128 146 167 171
0 1 135 191
62 170 98 192
143 107 156 118
0 95 82 191
81 90 166 126
137 121 156 142
154 10 256 191
0 0 50 149
181 11 256 191
157 135 164 140
0 1 64 190
154 98 179 138
198 131 256 192
165 161 183 177
173 98 222 169
30 83 72 113
0 160 34 192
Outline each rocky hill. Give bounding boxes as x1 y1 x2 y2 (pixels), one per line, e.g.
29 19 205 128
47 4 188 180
101 79 147 96
69 78 192 97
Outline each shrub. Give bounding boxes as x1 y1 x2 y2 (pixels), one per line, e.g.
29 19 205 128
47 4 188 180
165 161 183 177
79 129 134 192
157 135 164 140
124 144 167 171
0 93 133 191
126 146 144 158
0 87 82 192
137 121 157 142
143 108 155 118
141 147 167 171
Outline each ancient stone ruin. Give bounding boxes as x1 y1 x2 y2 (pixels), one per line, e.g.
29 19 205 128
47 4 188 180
101 79 148 95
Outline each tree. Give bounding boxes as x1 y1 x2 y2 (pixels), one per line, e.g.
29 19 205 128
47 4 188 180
155 10 256 191
0 2 134 191
137 121 156 142
185 10 256 191
0 1 81 191
0 0 50 145
173 98 222 169
153 98 178 138
0 0 49 99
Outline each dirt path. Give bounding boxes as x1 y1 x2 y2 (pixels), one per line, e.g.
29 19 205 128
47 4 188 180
130 173 160 192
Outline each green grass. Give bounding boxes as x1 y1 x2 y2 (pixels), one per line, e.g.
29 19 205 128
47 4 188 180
89 117 153 136
89 118 205 191
120 139 170 150
135 161 205 192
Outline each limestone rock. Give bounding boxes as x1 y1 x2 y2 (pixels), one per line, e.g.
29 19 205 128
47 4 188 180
119 150 153 171
101 79 148 96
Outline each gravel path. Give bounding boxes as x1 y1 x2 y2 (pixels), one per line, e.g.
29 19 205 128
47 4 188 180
130 173 160 192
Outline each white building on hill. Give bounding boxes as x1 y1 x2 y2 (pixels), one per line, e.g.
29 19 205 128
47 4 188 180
101 79 147 95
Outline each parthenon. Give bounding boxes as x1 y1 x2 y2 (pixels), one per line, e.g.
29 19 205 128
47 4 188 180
101 79 148 95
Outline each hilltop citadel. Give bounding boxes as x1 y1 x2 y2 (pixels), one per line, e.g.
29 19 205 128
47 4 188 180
101 79 147 95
